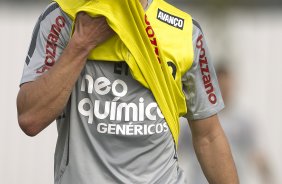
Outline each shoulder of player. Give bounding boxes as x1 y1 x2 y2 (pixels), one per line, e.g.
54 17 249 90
154 0 204 34
192 19 203 33
156 0 192 19
38 2 72 30
192 18 205 46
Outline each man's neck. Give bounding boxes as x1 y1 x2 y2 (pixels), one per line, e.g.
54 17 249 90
140 0 148 9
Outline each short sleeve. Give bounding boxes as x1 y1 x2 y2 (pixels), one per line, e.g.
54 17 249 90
20 2 72 85
182 20 224 121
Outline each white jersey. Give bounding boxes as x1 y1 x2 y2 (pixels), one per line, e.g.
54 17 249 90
20 1 224 183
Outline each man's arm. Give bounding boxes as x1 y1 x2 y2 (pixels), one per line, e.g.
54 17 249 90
189 115 239 184
17 13 114 136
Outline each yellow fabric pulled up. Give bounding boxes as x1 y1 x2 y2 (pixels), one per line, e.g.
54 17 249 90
54 0 193 145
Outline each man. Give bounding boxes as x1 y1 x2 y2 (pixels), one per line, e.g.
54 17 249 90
17 0 239 183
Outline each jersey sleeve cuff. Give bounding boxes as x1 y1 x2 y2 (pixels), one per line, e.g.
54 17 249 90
185 103 225 121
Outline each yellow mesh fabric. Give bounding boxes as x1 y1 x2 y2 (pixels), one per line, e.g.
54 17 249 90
54 0 193 145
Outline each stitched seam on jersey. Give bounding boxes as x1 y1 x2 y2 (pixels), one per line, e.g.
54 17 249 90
186 103 224 120
192 19 202 32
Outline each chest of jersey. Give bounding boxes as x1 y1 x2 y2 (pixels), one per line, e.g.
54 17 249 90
62 61 178 183
75 61 169 137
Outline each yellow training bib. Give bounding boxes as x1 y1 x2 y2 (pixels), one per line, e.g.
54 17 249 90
54 0 194 145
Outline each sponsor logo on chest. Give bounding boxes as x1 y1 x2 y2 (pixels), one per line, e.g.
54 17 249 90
77 75 170 136
157 9 184 30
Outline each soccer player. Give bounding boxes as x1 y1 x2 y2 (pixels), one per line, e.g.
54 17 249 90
16 0 239 183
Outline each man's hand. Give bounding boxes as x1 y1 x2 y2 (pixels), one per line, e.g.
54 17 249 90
72 12 115 53
189 115 239 184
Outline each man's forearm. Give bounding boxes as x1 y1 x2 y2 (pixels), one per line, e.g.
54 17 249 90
17 14 114 136
190 115 239 184
17 39 89 136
